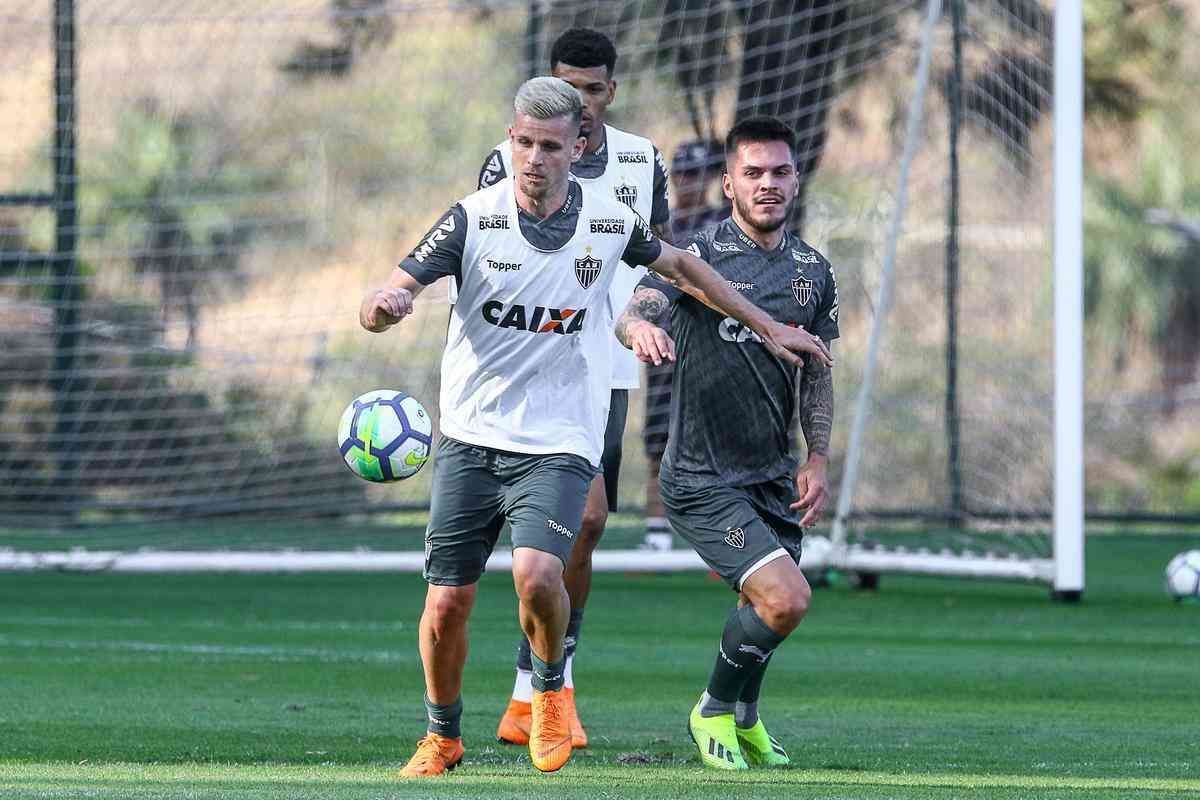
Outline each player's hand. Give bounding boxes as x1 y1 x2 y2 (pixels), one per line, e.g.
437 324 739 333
364 287 414 331
762 323 833 369
791 455 829 527
625 320 676 366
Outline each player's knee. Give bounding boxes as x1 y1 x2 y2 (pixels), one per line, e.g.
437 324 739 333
757 582 810 634
425 590 472 637
577 506 607 551
512 560 562 606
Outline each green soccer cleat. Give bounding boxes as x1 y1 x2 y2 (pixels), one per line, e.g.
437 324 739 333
687 700 748 770
736 719 790 767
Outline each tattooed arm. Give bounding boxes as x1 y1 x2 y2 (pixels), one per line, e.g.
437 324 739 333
790 340 835 526
615 286 675 366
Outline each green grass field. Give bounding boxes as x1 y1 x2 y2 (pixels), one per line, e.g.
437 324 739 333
1 533 1198 799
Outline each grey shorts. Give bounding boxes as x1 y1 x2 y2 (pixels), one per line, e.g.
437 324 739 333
423 437 597 586
660 474 804 592
599 389 628 511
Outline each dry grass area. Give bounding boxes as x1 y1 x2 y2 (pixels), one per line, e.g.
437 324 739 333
1 1 1190 514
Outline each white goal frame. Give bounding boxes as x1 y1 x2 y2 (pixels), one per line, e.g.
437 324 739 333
1 0 1085 594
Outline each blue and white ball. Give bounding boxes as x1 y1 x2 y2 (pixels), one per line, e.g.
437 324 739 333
337 390 433 482
1164 550 1200 602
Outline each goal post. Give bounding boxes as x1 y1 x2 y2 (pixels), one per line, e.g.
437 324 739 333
0 0 1083 590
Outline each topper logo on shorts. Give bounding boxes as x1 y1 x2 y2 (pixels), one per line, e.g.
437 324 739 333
547 518 575 538
481 300 587 334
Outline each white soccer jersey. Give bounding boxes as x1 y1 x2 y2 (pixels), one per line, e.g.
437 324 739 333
438 179 646 466
474 125 661 389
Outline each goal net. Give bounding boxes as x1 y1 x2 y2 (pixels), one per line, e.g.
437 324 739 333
0 0 1078 584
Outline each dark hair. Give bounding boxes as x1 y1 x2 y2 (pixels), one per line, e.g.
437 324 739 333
550 28 618 76
724 116 797 161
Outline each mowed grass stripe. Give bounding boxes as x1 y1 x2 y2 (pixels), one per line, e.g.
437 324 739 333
3 762 1199 793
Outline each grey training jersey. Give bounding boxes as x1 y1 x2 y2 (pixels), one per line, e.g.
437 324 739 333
640 218 840 488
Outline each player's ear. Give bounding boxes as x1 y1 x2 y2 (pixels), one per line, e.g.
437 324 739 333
607 79 616 105
572 135 587 162
722 171 734 201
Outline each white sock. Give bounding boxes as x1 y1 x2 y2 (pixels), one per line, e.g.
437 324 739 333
564 653 575 689
512 668 533 702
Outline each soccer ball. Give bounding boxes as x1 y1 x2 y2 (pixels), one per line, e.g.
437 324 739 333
337 390 433 482
1164 550 1200 601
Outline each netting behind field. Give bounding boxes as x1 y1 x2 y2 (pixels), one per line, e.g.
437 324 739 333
0 1 1162 560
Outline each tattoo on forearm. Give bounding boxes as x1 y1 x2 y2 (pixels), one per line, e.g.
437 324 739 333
799 347 834 457
615 287 670 347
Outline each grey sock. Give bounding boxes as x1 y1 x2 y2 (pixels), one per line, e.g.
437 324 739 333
564 608 584 659
703 605 785 707
699 689 737 718
423 694 462 739
530 651 565 693
735 700 758 728
516 636 532 671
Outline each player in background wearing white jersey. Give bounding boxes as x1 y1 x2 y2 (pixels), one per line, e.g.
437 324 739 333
360 79 831 777
482 28 673 750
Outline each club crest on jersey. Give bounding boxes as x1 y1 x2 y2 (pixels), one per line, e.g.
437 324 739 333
615 182 638 209
792 275 814 306
724 527 746 549
575 246 603 289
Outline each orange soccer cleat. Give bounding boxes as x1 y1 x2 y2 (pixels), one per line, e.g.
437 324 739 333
496 698 532 745
529 689 573 772
563 687 588 748
398 733 465 778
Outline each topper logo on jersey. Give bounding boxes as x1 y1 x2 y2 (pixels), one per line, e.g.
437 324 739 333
481 300 587 334
479 214 510 230
412 213 456 263
485 258 521 272
615 182 638 209
575 246 603 289
718 317 763 344
792 275 813 306
617 151 649 164
590 217 626 235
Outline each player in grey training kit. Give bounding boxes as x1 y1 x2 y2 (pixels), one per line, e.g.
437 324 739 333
616 116 839 770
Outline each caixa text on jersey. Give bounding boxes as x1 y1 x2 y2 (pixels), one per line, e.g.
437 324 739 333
480 300 588 335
